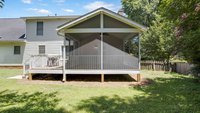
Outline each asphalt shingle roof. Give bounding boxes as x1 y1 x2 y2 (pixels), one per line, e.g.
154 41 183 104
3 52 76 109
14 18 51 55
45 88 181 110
0 18 25 42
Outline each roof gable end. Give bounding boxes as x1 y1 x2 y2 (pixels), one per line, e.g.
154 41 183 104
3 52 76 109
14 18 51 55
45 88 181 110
56 7 147 32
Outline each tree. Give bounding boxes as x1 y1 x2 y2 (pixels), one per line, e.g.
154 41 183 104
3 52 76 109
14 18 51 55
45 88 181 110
122 0 179 62
124 36 139 57
123 0 200 75
122 0 161 26
160 0 200 77
141 18 180 70
0 0 4 8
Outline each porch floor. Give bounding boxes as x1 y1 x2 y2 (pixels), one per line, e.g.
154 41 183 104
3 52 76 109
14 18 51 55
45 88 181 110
28 69 140 75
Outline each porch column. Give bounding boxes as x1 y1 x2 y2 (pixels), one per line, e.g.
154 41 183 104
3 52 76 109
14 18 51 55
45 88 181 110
100 12 104 82
68 39 71 67
100 33 103 70
63 36 67 82
138 34 141 70
100 12 104 70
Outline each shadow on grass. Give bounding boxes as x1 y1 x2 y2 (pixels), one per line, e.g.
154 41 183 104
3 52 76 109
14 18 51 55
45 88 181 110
0 90 66 113
74 75 200 113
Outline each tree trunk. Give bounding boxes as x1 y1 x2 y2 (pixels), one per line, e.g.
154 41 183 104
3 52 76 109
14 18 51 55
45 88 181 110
166 57 171 72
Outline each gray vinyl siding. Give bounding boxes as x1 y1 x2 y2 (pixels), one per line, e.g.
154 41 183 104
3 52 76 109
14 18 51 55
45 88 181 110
23 18 73 63
0 42 25 64
23 41 71 63
26 19 73 41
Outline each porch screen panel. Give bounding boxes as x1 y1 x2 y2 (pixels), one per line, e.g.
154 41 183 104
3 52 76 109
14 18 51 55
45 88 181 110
66 34 101 70
103 34 139 70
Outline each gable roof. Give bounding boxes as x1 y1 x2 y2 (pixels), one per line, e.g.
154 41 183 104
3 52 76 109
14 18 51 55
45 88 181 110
57 7 147 32
0 18 26 42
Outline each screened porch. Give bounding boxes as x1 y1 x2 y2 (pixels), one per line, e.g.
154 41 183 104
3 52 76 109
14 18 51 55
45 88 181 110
65 33 139 70
25 8 146 82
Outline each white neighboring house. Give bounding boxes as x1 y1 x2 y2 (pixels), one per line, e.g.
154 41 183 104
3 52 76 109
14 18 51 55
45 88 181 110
0 16 78 66
21 16 78 64
0 18 26 66
0 8 146 82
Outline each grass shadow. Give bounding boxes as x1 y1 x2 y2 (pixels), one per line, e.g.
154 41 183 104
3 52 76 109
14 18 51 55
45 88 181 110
73 75 200 113
0 90 67 113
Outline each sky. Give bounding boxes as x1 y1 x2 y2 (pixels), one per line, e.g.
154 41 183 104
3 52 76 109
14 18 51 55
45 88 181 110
0 0 122 18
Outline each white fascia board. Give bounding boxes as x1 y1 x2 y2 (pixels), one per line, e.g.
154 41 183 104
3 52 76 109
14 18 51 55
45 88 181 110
101 9 147 31
57 10 102 31
65 28 140 33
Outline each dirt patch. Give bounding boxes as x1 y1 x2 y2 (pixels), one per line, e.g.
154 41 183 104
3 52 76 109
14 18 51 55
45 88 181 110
129 78 154 87
0 66 23 69
18 75 153 87
19 79 140 87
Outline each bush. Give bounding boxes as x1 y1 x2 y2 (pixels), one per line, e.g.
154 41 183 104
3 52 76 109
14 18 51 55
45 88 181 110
191 65 200 80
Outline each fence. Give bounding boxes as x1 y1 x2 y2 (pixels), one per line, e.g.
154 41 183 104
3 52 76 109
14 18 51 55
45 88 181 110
141 60 193 75
141 61 168 71
175 62 193 75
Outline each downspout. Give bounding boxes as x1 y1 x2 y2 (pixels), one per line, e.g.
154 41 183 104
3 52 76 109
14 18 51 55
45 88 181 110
57 30 66 82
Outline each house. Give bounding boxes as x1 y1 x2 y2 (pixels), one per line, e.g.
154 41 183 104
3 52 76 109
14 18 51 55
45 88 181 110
0 18 26 66
0 7 146 82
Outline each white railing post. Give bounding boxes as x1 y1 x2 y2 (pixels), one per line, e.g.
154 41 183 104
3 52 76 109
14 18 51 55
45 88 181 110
30 56 33 69
22 62 26 78
42 55 44 68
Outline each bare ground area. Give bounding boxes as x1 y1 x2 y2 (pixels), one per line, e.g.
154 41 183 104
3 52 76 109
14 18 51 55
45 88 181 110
18 74 152 87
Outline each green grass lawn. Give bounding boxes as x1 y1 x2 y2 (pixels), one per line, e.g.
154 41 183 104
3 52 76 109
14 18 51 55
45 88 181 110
0 69 200 113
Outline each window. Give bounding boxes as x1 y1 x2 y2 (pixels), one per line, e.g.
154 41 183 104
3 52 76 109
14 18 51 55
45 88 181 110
61 46 74 56
61 40 78 56
36 22 43 36
39 45 45 54
14 46 20 55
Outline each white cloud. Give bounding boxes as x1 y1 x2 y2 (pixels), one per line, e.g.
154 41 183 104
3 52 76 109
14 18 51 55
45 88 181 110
39 3 48 6
84 1 115 11
22 0 32 4
62 9 74 13
53 0 66 3
28 8 52 14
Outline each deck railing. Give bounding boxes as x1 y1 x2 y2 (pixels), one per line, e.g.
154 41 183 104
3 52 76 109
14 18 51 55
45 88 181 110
30 55 62 69
103 55 138 70
24 54 138 70
66 55 138 70
66 55 101 69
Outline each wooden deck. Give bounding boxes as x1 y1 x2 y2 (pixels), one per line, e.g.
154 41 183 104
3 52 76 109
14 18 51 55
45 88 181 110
25 54 140 81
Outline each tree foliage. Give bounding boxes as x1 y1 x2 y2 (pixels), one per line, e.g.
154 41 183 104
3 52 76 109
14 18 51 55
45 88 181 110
160 0 200 76
141 19 178 62
122 0 200 76
122 0 178 63
122 0 161 26
0 0 4 8
125 36 139 57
